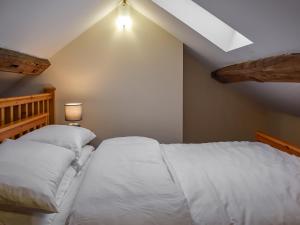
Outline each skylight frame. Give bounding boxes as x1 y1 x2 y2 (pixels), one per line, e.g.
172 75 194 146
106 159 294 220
152 0 253 52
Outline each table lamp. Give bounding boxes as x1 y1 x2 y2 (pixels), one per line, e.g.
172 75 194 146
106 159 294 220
64 103 82 126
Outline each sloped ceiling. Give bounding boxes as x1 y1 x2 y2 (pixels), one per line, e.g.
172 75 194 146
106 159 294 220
0 0 300 115
191 0 300 116
0 0 117 58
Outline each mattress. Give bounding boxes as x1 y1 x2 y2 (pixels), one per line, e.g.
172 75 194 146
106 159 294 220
0 145 94 225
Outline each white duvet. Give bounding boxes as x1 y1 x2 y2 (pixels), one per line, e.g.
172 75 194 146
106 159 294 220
66 137 193 225
162 141 300 225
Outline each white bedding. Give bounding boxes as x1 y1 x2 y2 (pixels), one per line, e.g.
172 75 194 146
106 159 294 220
3 137 300 225
0 145 94 225
162 141 300 225
66 137 193 225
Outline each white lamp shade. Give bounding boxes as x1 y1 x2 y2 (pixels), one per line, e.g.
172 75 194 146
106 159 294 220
64 103 83 122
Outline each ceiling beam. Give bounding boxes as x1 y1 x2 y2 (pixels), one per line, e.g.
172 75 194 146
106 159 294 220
0 48 51 75
212 53 300 83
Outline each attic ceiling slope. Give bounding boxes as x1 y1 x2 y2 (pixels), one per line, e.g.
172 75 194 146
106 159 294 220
0 0 118 58
151 0 253 52
1 0 299 68
192 0 300 68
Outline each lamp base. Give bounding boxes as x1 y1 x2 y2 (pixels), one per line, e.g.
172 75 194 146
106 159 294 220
68 122 81 127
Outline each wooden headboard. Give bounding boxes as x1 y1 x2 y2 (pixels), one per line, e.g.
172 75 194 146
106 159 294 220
256 132 300 157
0 86 56 141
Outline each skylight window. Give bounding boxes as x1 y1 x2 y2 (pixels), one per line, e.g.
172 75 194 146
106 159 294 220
152 0 253 52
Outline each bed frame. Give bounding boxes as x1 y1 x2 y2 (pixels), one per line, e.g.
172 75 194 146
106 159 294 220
256 132 300 157
0 86 55 142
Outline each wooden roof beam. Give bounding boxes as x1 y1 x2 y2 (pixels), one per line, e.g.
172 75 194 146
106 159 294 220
212 53 300 83
0 47 51 75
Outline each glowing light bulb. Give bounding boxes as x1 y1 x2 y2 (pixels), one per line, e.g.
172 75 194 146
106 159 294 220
116 15 132 30
116 0 132 31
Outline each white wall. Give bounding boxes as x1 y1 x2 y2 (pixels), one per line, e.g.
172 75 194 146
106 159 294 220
183 50 269 143
4 8 183 144
266 111 300 147
183 51 300 146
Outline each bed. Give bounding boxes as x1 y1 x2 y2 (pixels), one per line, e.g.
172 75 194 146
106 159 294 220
1 88 300 225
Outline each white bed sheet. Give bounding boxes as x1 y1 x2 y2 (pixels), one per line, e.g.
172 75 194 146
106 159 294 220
66 137 193 225
162 141 300 225
0 146 94 225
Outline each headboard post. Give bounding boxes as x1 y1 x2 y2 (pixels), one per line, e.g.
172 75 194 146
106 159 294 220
43 86 56 124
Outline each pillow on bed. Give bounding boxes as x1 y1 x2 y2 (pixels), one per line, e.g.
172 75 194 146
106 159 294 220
19 125 96 157
0 140 75 214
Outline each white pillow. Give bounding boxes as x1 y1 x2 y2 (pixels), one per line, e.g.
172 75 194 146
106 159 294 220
19 125 96 157
0 140 75 213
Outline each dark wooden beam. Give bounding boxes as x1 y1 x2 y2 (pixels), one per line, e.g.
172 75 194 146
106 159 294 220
212 53 300 83
0 48 51 75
